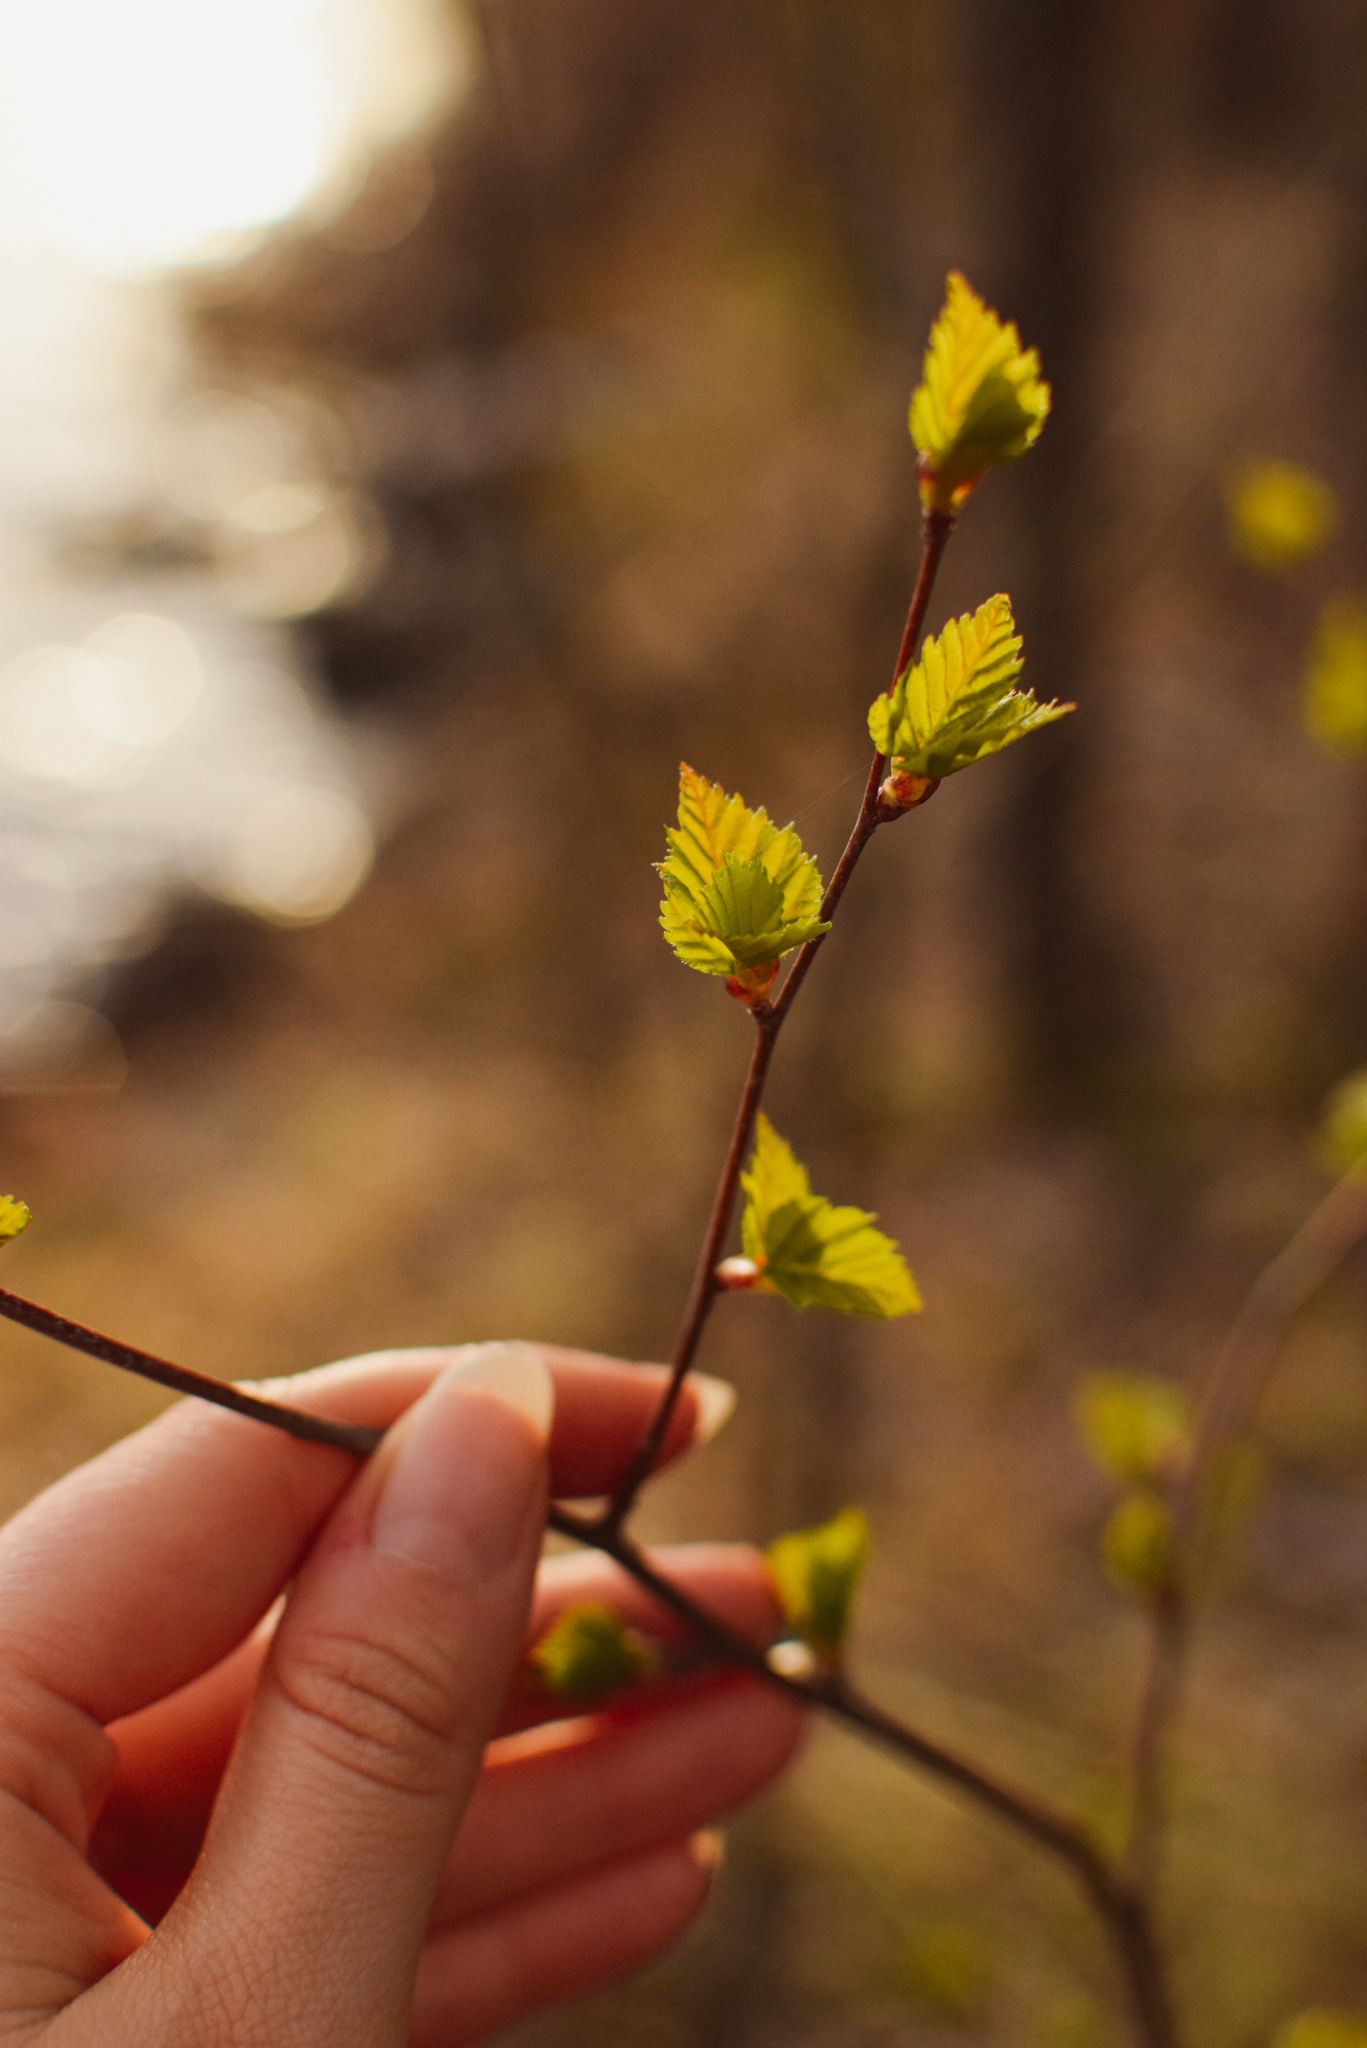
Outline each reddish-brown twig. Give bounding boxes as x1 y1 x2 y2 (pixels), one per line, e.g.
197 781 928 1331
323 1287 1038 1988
602 507 955 1528
0 1280 1172 2048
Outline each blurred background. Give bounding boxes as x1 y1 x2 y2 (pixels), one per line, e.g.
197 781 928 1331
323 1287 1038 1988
1 1 1366 2042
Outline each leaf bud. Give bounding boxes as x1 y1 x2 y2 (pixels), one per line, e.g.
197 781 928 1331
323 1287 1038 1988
878 772 940 818
766 1637 818 1680
724 962 779 1008
716 1255 763 1290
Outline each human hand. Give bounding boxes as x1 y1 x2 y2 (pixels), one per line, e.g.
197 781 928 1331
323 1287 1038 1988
0 1342 802 2045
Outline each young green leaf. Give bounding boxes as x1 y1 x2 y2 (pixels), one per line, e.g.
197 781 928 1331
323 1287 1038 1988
910 272 1051 513
0 1197 31 1244
1101 1492 1176 1599
1304 598 1367 758
767 1506 869 1657
1074 1371 1194 1487
738 1113 920 1317
1224 460 1337 574
658 764 830 983
868 595 1071 782
529 1603 657 1706
1318 1067 1367 1178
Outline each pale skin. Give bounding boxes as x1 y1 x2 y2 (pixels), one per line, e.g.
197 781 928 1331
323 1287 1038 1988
0 1343 804 2045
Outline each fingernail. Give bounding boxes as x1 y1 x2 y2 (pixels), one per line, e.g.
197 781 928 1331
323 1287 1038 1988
690 1373 737 1447
689 1828 726 1874
372 1342 553 1581
440 1342 556 1436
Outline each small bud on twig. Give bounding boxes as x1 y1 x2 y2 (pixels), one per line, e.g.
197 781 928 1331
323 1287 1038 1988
766 1637 818 1681
725 961 780 1008
715 1254 763 1290
877 772 940 820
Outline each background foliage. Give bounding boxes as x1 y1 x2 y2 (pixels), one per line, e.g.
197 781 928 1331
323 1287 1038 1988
3 2 1367 2042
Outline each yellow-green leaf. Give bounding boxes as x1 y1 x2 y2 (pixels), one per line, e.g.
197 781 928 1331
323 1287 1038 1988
1318 1067 1367 1178
529 1603 657 1705
739 1113 920 1317
658 764 829 978
1225 460 1337 573
0 1197 31 1244
1074 1371 1193 1487
1101 1492 1176 1598
740 1109 810 1216
1273 2014 1367 2048
909 272 1051 512
868 594 1071 781
1304 597 1367 757
767 1506 869 1656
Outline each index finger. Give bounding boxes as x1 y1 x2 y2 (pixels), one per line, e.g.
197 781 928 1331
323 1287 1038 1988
0 1344 726 1733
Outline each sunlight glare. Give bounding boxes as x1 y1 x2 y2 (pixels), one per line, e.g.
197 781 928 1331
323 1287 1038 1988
0 0 460 274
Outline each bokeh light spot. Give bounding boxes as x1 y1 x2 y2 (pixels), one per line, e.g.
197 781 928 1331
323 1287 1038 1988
217 784 374 922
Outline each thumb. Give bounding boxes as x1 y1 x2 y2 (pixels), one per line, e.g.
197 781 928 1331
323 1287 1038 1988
153 1342 553 2046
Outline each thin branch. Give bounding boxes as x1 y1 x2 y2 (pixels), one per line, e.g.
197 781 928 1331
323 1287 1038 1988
2 1282 1173 2048
603 1009 780 1523
552 1503 1107 1872
607 505 957 1525
0 1285 382 1457
551 1503 1181 2048
1123 1592 1184 1893
0 490 1184 2042
772 504 954 1026
1122 1169 1367 1903
550 1504 1173 2048
894 505 958 684
0 1276 1133 1895
1183 1168 1367 1521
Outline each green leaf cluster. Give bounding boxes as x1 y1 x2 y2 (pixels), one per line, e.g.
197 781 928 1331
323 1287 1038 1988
658 764 829 986
1225 460 1337 574
739 1113 920 1318
1074 1371 1193 1487
910 272 1051 512
767 1506 869 1656
529 1603 656 1705
868 596 1071 783
0 1197 30 1244
1318 1067 1367 1178
1304 598 1367 758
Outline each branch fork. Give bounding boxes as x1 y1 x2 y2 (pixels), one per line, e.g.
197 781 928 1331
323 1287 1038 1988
0 485 1223 2048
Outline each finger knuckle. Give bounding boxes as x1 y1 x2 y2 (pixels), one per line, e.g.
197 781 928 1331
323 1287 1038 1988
276 1623 462 1799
